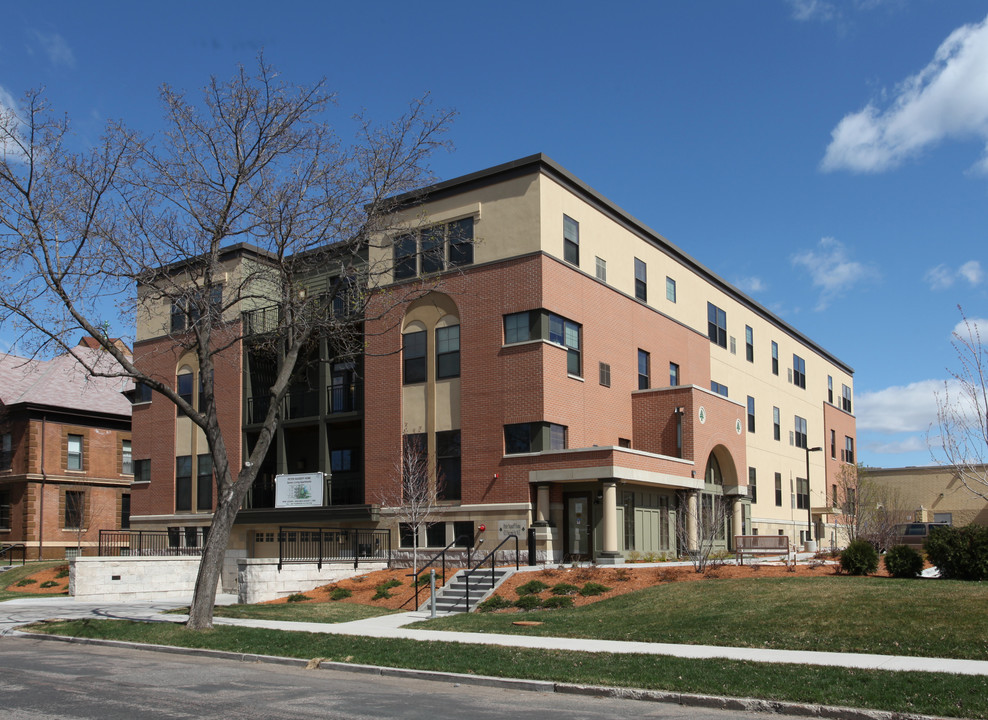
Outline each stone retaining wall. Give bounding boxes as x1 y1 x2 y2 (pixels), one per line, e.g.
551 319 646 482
237 559 388 604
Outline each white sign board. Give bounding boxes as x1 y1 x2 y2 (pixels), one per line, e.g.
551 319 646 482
275 472 324 508
498 519 527 540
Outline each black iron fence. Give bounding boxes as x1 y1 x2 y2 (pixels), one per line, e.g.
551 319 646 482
98 529 207 557
278 526 391 570
1 543 26 566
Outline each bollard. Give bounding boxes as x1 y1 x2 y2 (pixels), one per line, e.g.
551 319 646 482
430 568 436 618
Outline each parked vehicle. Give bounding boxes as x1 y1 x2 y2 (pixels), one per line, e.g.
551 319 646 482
895 522 949 548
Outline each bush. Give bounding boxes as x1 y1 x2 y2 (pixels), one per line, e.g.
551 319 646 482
513 595 541 611
55 567 70 579
579 582 611 597
924 525 988 581
541 596 574 609
329 587 352 601
884 544 924 578
286 593 310 603
550 583 579 596
477 595 513 613
40 580 60 588
840 538 879 575
516 580 549 596
16 578 37 587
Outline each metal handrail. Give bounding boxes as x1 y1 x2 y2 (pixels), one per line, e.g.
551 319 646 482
277 526 391 571
460 534 519 613
400 535 471 610
1 543 26 566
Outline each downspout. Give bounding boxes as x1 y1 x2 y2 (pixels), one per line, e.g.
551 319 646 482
38 414 47 560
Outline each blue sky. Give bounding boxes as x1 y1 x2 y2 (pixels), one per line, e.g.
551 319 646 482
1 0 985 469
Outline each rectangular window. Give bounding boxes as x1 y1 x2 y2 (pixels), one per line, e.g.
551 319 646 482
831 429 836 459
711 381 728 397
399 523 415 548
796 477 809 510
773 406 781 441
505 310 580 376
133 459 151 483
771 341 779 375
67 434 83 471
402 433 427 491
196 453 213 511
794 416 808 449
634 258 647 302
563 215 579 266
707 303 727 348
775 472 783 507
170 300 186 332
595 256 606 282
453 521 475 547
393 234 417 280
504 311 537 344
793 354 806 389
0 432 11 471
0 489 10 529
832 483 839 507
122 440 133 475
549 314 581 376
403 330 427 384
666 276 676 302
669 362 680 386
747 396 756 433
436 325 460 379
447 217 474 267
176 456 192 512
393 218 474 280
504 422 567 454
177 372 194 411
842 384 853 413
637 349 650 390
827 375 834 404
549 423 567 451
748 467 757 504
745 326 754 363
426 522 446 548
845 436 855 465
599 362 611 387
437 430 461 501
134 382 152 404
64 490 84 529
331 448 356 473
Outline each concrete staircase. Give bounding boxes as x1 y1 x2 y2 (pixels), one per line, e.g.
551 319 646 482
420 567 514 614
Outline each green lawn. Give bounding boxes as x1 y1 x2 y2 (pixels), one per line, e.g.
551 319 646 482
0 561 68 602
24 618 988 719
416 575 988 660
172 601 397 623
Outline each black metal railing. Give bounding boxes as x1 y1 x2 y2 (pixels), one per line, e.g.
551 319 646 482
278 526 391 571
400 535 472 611
246 395 272 425
459 534 519 613
243 305 281 335
1 543 26 566
328 382 361 413
98 529 207 557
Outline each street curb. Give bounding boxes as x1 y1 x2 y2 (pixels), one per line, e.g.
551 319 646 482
8 630 948 720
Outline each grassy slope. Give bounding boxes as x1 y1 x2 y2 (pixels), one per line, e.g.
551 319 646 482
0 561 67 602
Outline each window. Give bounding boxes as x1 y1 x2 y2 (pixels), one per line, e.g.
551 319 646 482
618 437 631 448
177 372 194 412
599 362 611 387
426 522 446 548
548 314 581 376
133 459 151 483
453 521 475 547
122 440 133 475
176 456 192 512
402 433 427 490
563 215 579 266
393 234 417 280
842 384 853 413
437 430 461 501
730 336 736 354
0 489 10 529
711 381 728 397
549 423 567 451
844 436 855 464
504 422 567 454
774 472 783 507
832 483 839 507
666 276 676 302
197 453 213 511
637 349 650 390
504 310 580 376
134 382 152 404
771 341 779 375
669 362 680 386
393 217 475 280
845 488 856 515
504 311 538 344
0 432 10 471
634 258 647 302
831 429 836 459
793 354 806 389
745 326 754 363
796 477 809 510
331 448 356 473
794 416 807 449
399 523 416 548
748 467 757 503
403 330 426 384
67 434 83 471
436 325 460 379
773 406 781 441
64 490 84 529
595 256 606 282
170 299 186 332
707 303 727 348
827 375 834 404
747 396 755 433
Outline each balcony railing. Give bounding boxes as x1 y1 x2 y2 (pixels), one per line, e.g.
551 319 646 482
286 389 319 419
328 382 361 414
278 526 390 570
246 382 362 425
243 305 280 335
98 529 207 557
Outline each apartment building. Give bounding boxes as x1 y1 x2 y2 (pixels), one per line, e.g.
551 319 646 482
129 154 856 563
0 339 133 559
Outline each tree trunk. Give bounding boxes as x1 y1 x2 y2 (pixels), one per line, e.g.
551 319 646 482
186 491 241 630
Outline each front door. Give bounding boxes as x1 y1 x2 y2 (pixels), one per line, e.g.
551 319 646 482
564 493 593 560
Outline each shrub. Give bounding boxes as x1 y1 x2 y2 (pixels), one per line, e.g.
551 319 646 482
477 595 513 613
840 538 879 575
513 595 541 611
329 587 352 601
579 582 611 596
924 525 988 581
613 569 630 582
55 567 70 579
16 578 37 587
286 593 310 603
884 544 924 579
516 580 549 596
40 580 60 588
541 596 574 609
550 583 579 596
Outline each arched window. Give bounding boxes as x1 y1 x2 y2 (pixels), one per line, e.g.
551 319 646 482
705 454 723 486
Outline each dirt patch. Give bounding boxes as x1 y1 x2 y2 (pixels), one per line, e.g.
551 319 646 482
6 565 70 594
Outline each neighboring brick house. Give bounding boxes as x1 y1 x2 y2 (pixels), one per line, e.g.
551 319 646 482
129 154 857 563
0 339 133 560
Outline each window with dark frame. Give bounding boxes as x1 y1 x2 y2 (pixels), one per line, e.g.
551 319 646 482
748 467 757 503
845 436 855 464
793 354 806 389
599 362 611 387
122 440 133 475
771 341 779 375
796 477 809 510
711 381 728 397
775 472 783 507
134 382 152 404
634 258 647 302
666 276 676 302
504 310 580 377
773 406 781 441
669 362 680 386
827 375 834 404
747 396 756 433
595 256 606 282
707 303 727 348
64 490 84 529
504 422 567 454
196 453 213 511
637 349 650 390
67 434 83 471
436 325 460 379
794 415 808 449
0 432 11 471
831 429 836 458
745 325 754 363
403 330 427 384
175 456 192 512
504 311 538 344
842 384 853 413
133 459 151 483
177 372 194 413
436 430 461 501
393 217 475 280
0 489 10 529
426 522 446 548
563 215 580 266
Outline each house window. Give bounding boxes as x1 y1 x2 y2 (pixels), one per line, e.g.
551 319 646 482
638 349 650 390
453 521 475 547
67 434 83 471
549 423 567 450
0 432 11 471
748 467 757 503
794 416 808 449
133 459 151 483
331 448 356 473
711 381 729 397
122 440 133 475
393 217 475 280
170 299 186 332
393 234 418 280
436 325 460 379
505 310 580 376
842 384 853 413
437 430 461 501
832 483 839 507
666 277 676 302
669 362 680 386
134 382 152 404
0 489 10 529
504 311 538 344
747 396 756 433
774 472 783 507
595 256 606 282
399 523 415 548
634 258 647 302
618 438 631 449
599 362 611 387
176 456 192 512
796 477 809 510
426 522 446 548
707 303 727 348
504 422 567 454
563 215 579 266
793 355 806 389
845 436 855 464
177 371 194 412
827 375 834 404
403 330 426 384
197 453 213 511
773 406 781 441
831 429 836 458
745 326 754 363
771 341 779 375
64 490 84 529
549 314 581 376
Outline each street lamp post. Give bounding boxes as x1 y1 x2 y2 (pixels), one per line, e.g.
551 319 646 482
805 445 823 550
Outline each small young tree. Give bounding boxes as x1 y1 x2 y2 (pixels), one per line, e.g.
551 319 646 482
677 491 731 573
835 464 910 551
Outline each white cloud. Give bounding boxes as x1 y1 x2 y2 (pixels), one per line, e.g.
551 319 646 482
791 237 872 309
925 260 983 289
953 316 987 340
856 379 942 433
789 0 837 22
0 85 25 163
865 435 928 455
959 260 985 285
822 13 988 173
30 31 75 68
735 276 766 294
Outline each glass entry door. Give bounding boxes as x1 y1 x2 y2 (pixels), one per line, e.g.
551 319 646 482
565 493 593 560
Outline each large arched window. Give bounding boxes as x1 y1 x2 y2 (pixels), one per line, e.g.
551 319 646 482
705 454 723 486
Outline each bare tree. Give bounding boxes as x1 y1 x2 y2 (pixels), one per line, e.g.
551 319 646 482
834 464 911 551
0 59 454 628
931 309 988 500
677 491 731 573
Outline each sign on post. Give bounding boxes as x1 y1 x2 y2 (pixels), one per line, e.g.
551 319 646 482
275 472 325 508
